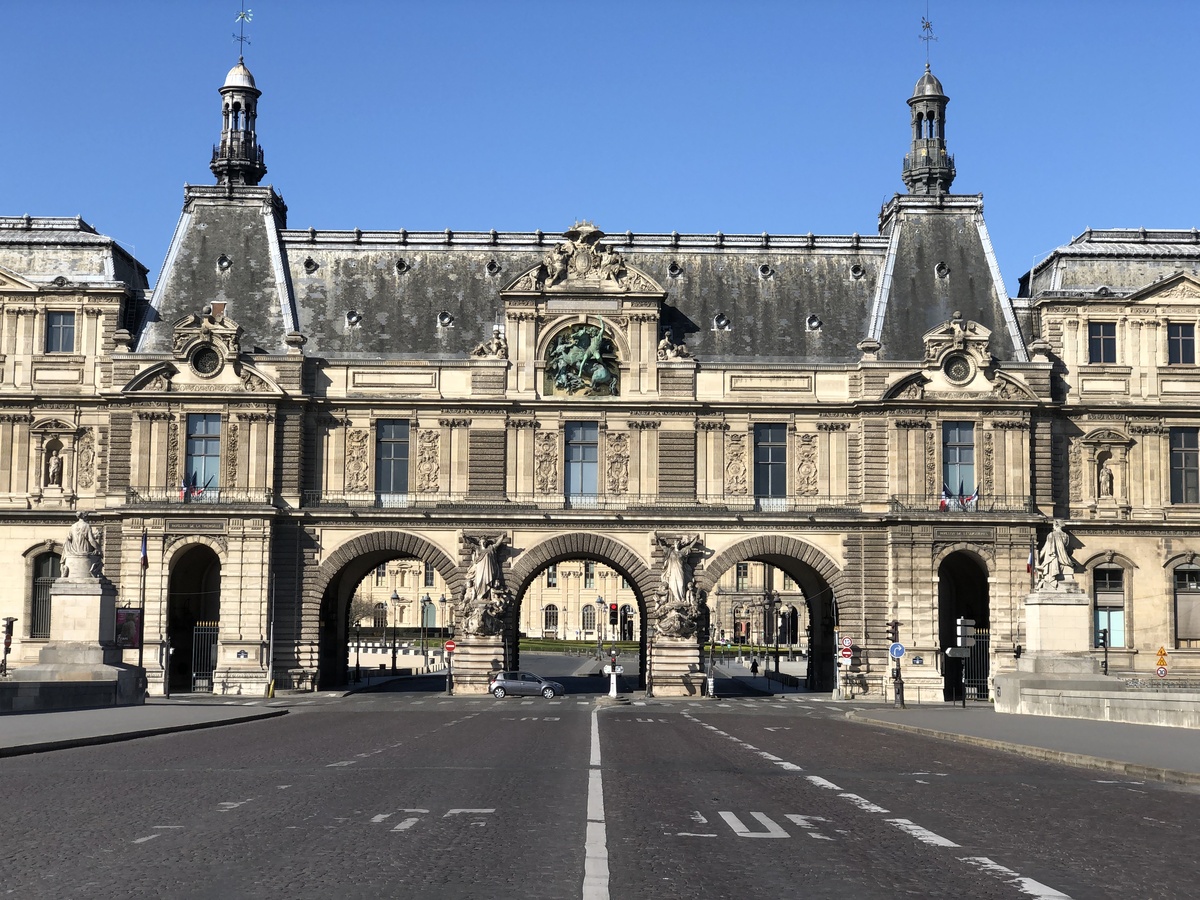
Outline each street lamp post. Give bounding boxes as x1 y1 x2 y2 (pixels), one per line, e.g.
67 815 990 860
354 621 361 683
390 589 399 675
444 595 454 695
595 597 604 659
420 594 432 669
763 590 781 674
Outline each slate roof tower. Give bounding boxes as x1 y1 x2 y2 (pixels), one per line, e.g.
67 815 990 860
210 58 267 186
902 63 955 195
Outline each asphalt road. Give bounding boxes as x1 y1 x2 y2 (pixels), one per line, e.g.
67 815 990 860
3 654 1196 900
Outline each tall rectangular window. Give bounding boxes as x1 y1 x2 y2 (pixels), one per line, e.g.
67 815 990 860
546 564 557 588
1093 568 1125 648
1175 568 1200 649
45 311 76 353
753 423 787 501
424 561 435 588
375 563 387 587
735 562 749 592
584 561 596 589
1170 427 1199 504
564 421 599 502
375 420 410 502
185 414 221 497
942 421 975 495
1088 322 1116 364
1168 323 1196 365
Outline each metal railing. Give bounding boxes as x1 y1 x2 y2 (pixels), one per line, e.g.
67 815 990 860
125 487 274 505
889 493 1037 514
301 490 860 513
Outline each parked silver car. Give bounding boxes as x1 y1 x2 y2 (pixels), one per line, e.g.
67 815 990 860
488 671 565 699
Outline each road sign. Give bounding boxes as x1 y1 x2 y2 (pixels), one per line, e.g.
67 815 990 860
956 617 976 648
837 654 852 667
889 642 906 659
444 640 456 653
945 647 971 658
839 646 853 659
840 636 853 648
1157 666 1168 678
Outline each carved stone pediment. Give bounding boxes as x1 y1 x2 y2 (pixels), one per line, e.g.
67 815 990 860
171 308 243 360
988 374 1037 401
1125 271 1200 304
883 374 927 401
503 222 665 296
0 263 38 292
922 311 992 367
1079 427 1133 448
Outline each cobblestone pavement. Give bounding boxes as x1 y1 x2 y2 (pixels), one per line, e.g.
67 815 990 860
3 689 1197 899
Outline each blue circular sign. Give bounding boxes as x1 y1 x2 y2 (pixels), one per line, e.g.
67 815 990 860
889 642 906 659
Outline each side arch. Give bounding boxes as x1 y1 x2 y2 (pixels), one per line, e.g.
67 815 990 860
507 533 655 600
699 534 846 599
303 530 465 613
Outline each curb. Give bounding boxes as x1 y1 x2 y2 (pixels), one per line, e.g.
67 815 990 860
0 708 288 759
846 711 1200 787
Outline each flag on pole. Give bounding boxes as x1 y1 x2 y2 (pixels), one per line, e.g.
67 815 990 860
140 528 148 569
1027 546 1035 573
179 476 187 501
964 485 979 511
939 483 952 512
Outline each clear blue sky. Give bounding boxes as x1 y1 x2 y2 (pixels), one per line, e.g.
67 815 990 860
4 2 1195 295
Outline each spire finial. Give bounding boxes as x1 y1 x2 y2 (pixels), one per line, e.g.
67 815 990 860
234 3 253 54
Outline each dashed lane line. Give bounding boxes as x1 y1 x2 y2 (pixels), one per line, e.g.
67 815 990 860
583 706 609 900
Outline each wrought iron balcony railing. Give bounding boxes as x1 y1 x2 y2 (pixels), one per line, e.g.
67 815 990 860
888 493 1037 514
126 487 274 505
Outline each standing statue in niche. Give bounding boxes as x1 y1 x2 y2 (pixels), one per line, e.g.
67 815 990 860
62 511 102 579
1035 520 1078 590
1098 462 1114 498
46 450 62 487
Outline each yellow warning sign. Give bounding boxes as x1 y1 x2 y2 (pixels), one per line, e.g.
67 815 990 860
1158 646 1168 656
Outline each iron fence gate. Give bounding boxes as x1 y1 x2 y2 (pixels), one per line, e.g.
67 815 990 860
964 627 990 699
31 577 54 638
192 621 219 693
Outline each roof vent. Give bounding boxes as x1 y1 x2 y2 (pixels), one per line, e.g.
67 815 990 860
437 311 455 328
303 256 319 274
758 263 774 279
486 259 502 276
217 254 233 272
1097 285 1112 297
935 261 950 279
395 258 410 274
806 315 822 332
713 312 732 332
850 264 865 279
668 261 684 278
345 310 363 327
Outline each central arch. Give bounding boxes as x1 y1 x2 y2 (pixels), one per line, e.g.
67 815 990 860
507 533 655 684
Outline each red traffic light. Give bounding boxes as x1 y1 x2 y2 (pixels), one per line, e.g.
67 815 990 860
609 603 618 612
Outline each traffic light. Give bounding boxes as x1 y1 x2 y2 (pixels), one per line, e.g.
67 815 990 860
609 603 618 626
1097 628 1109 649
956 617 976 648
887 620 900 643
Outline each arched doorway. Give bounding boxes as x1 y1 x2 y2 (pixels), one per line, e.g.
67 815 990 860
167 544 220 693
938 550 990 701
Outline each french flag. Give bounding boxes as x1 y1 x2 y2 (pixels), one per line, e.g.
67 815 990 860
140 528 148 569
963 485 979 510
939 483 952 511
1027 547 1034 573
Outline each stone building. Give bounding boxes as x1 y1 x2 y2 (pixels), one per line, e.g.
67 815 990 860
2 58 1197 698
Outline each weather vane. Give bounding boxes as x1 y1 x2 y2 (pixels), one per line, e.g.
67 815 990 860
919 3 937 65
233 3 253 54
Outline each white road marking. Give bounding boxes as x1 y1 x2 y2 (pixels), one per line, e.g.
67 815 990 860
785 814 833 841
886 818 959 847
391 817 420 832
775 761 803 771
839 793 889 814
719 811 790 838
690 812 709 825
326 761 356 767
583 708 609 900
806 776 842 791
371 814 393 823
674 832 719 838
216 800 253 812
154 826 184 829
757 752 783 761
131 834 161 844
959 856 1073 899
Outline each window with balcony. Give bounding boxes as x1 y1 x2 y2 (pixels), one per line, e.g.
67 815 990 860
1093 567 1125 648
564 421 599 503
1169 323 1196 365
1174 567 1200 649
1170 428 1199 504
942 421 975 497
1088 322 1117 364
375 420 410 505
185 414 221 498
754 423 787 507
45 311 76 353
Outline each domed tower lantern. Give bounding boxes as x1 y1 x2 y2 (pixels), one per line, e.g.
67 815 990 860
902 63 955 195
210 58 267 186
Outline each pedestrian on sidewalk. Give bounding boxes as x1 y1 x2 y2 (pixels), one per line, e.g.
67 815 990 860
750 658 759 677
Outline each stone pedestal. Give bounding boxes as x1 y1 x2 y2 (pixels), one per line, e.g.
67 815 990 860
648 637 704 697
3 571 145 711
1025 581 1091 654
450 635 506 695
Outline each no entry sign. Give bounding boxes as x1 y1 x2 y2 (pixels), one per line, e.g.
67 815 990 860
444 640 456 654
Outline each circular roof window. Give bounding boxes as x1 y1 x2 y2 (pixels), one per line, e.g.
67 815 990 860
943 354 973 384
191 345 222 377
